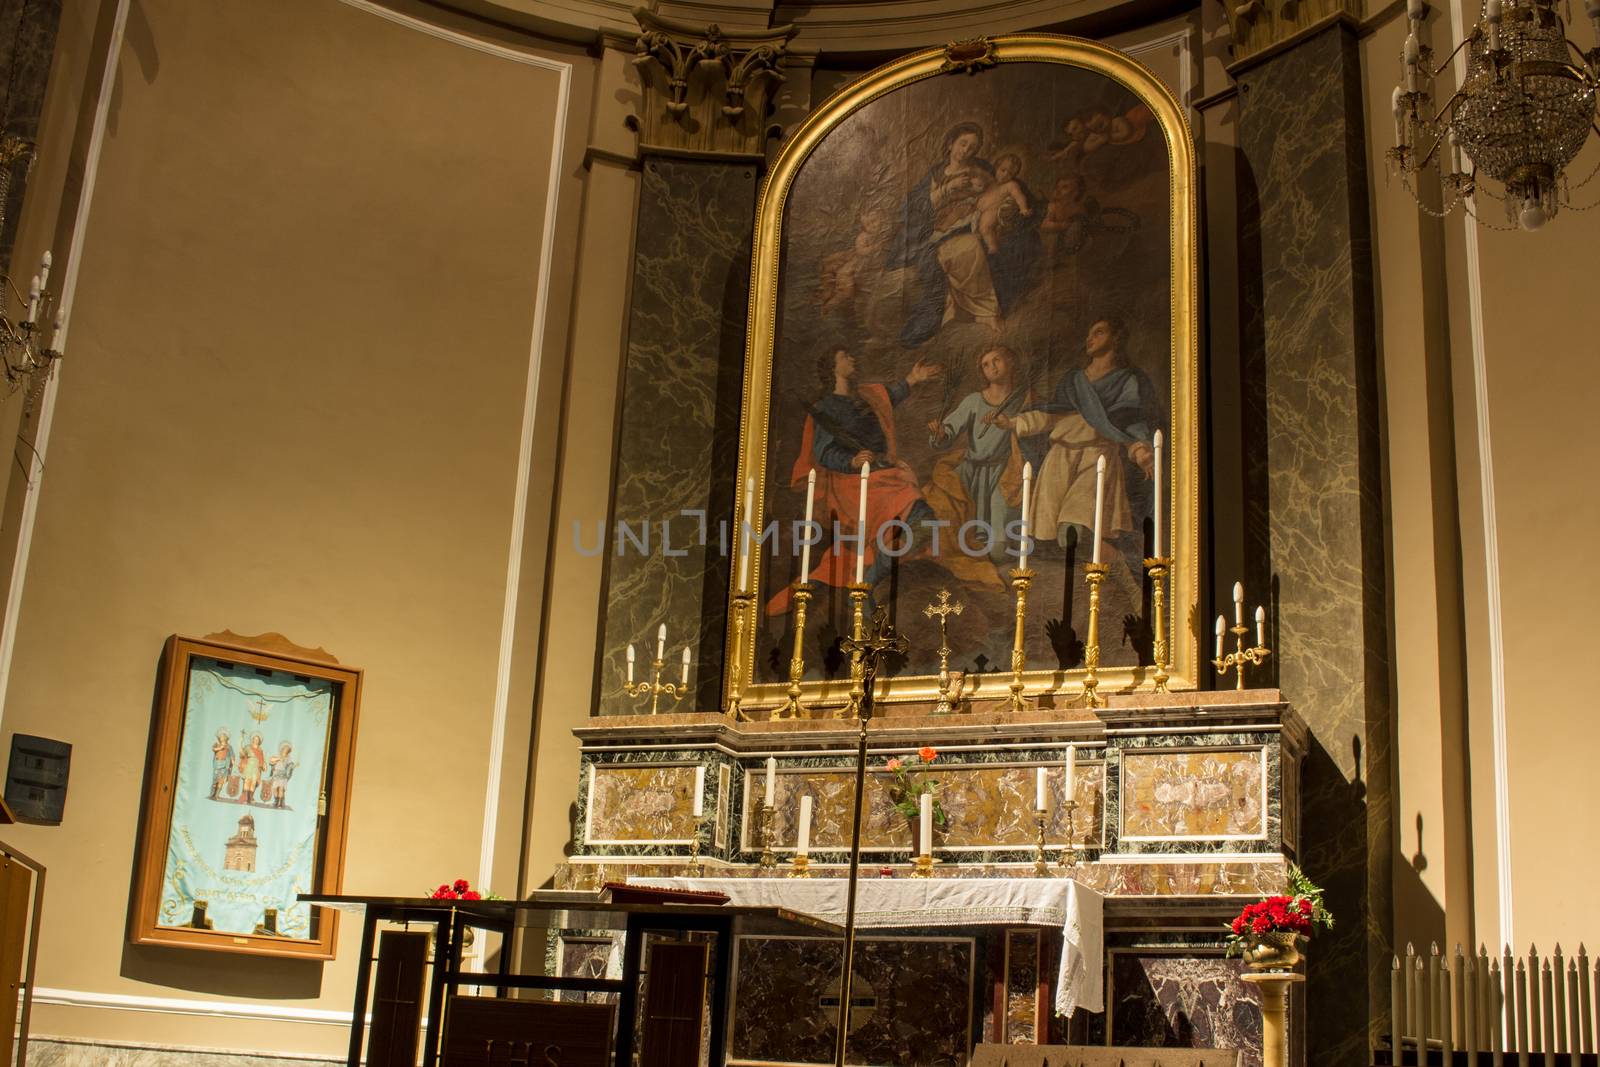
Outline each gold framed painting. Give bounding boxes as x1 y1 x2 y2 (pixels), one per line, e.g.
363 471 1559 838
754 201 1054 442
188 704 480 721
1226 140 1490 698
129 633 361 958
726 35 1199 710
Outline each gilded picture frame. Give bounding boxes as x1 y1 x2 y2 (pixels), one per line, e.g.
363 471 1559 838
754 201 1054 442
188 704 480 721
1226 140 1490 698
726 35 1198 710
129 633 361 959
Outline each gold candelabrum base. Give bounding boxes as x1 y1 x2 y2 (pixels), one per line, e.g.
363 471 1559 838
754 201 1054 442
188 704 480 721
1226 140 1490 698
623 656 689 715
923 588 964 715
1033 810 1051 876
776 583 814 720
1080 563 1109 708
911 854 939 879
726 592 754 721
1058 799 1083 870
757 803 778 870
685 818 706 878
1006 569 1034 713
1214 623 1271 690
788 852 813 878
841 583 870 720
1142 557 1172 693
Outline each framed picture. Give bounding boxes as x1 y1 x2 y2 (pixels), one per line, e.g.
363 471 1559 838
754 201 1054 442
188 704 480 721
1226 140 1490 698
129 632 361 958
727 35 1199 709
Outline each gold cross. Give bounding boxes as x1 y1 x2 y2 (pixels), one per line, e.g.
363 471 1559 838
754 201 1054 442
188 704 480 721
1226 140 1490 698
922 588 964 624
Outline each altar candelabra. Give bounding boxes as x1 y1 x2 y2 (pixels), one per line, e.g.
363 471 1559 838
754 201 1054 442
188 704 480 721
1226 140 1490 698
1005 569 1033 713
1080 562 1108 708
1212 581 1271 690
788 850 812 878
757 803 777 870
1057 798 1085 870
623 627 691 714
923 589 963 714
775 581 814 720
1033 811 1051 876
685 816 707 877
1142 556 1172 692
840 582 870 719
725 591 754 721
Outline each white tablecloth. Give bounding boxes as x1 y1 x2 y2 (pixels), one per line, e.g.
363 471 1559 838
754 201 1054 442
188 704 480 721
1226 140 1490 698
628 876 1104 1017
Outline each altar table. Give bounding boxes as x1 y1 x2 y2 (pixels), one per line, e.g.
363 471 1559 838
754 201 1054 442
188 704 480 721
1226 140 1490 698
629 876 1105 1017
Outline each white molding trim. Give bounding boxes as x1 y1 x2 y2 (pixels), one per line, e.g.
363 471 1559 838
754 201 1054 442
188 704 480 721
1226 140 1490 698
1124 24 1195 114
330 0 575 892
1448 0 1513 949
30 986 369 1028
0 0 132 732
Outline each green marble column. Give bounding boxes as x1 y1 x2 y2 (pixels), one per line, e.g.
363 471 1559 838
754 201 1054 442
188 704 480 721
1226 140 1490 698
597 155 757 714
1234 23 1392 1067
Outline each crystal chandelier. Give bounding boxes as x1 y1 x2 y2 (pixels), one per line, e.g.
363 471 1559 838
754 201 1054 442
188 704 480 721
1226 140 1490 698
0 243 64 413
1389 0 1600 229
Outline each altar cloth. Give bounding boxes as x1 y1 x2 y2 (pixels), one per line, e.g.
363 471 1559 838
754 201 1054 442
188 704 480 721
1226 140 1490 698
628 876 1104 1017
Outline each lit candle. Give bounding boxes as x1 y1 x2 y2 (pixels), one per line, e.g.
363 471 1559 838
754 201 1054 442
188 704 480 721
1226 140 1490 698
738 477 754 592
692 765 706 817
25 274 39 325
1019 461 1033 569
855 461 870 584
1035 766 1047 812
1215 615 1226 658
1233 581 1244 627
1152 430 1164 558
626 644 635 683
918 792 933 857
657 622 667 662
681 646 691 685
37 250 50 295
797 795 813 854
1091 455 1107 564
1064 743 1077 801
764 756 777 807
1255 605 1266 648
800 468 817 577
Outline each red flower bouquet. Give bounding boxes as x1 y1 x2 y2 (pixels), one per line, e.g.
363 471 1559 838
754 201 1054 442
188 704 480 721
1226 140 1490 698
428 877 488 901
880 746 947 827
1223 864 1332 961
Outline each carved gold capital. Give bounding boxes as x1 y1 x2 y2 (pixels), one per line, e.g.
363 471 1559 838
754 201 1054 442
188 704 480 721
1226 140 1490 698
628 7 797 156
1219 0 1363 65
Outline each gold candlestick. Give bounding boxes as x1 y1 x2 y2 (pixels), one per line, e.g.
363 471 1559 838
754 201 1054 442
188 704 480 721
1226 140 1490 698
1058 798 1081 870
624 651 690 715
1214 621 1271 690
1080 562 1109 708
1142 557 1172 693
923 589 964 715
840 582 870 719
1006 568 1034 713
776 582 814 720
758 802 777 870
685 816 706 878
911 854 939 878
788 852 813 878
1033 810 1051 876
726 591 754 721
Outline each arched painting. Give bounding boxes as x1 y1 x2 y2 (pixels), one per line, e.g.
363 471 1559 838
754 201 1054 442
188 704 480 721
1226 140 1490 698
729 36 1198 709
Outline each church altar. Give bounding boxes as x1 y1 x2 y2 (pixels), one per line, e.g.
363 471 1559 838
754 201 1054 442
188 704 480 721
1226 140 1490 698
549 687 1306 1062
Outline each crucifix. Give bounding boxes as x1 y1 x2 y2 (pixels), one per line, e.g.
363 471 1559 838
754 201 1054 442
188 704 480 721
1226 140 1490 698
922 589 963 714
831 608 907 1067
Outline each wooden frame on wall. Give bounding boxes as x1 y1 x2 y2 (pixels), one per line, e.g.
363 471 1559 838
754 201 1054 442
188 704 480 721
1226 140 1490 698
129 633 361 959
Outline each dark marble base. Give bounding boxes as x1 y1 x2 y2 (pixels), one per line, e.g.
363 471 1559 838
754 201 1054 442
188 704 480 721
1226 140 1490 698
1107 951 1265 1067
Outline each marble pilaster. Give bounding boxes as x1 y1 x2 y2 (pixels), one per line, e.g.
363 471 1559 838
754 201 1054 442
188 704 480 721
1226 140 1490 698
1234 23 1391 1067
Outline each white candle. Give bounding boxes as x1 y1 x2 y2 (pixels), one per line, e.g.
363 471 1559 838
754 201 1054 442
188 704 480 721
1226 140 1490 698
800 468 817 576
692 765 706 817
626 644 636 683
1215 614 1226 658
1091 455 1107 564
1064 744 1077 801
764 757 777 807
738 477 754 592
797 795 813 854
1404 33 1420 92
37 250 50 295
657 622 667 661
1152 429 1164 558
918 792 932 857
1019 461 1033 569
49 309 64 352
681 646 691 685
1487 0 1501 49
855 461 869 583
1035 767 1047 812
1392 87 1406 145
25 274 39 325
1233 581 1244 626
1255 605 1266 648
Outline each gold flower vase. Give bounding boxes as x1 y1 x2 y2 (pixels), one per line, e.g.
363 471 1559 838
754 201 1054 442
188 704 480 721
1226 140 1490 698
1243 931 1303 972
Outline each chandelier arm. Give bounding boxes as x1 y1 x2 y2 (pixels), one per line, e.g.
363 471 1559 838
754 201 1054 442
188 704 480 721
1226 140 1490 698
1430 34 1478 78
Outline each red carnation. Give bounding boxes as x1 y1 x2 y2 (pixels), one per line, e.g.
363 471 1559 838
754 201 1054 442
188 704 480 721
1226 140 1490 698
453 878 471 893
461 890 481 900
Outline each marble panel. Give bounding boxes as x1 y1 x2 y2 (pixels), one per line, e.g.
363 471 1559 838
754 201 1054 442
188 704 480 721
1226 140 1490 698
22 1039 341 1066
585 763 700 843
1003 929 1042 1044
1236 23 1391 1063
1108 952 1264 1067
597 157 757 715
1119 749 1267 841
729 935 973 1066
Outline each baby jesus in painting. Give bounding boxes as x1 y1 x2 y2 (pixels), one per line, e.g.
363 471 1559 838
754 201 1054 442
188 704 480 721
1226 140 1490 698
972 153 1032 253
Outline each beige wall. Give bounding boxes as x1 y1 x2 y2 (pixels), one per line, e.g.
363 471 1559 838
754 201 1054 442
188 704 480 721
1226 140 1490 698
0 0 592 1055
